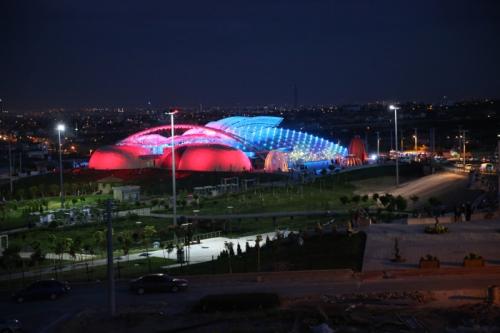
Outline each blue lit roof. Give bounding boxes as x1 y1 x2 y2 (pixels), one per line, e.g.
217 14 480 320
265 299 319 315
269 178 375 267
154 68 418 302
119 116 347 164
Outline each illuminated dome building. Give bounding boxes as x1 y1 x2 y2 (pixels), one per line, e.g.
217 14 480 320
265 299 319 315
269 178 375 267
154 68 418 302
89 116 348 172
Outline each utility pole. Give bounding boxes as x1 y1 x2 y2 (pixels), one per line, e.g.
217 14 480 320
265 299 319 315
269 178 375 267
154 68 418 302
376 131 380 157
106 199 116 317
414 128 418 151
168 110 179 245
389 105 400 186
461 130 468 171
56 124 65 208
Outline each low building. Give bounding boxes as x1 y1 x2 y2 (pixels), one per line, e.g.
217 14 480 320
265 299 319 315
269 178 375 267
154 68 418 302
97 176 124 194
113 185 141 202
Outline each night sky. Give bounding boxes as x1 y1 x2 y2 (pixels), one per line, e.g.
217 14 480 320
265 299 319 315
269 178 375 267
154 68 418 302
1 0 500 109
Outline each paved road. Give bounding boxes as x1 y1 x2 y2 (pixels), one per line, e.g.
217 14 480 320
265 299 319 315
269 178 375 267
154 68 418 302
362 219 500 271
390 171 465 197
1 270 500 333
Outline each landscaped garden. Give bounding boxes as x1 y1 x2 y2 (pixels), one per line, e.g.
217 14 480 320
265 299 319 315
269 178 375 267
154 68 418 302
167 230 366 276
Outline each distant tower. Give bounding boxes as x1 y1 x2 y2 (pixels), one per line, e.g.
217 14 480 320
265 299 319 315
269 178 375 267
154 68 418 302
293 84 298 109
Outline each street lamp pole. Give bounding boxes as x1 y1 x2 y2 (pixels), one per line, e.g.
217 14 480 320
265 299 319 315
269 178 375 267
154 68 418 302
56 124 65 208
389 105 400 186
168 110 179 235
376 131 380 158
414 128 418 151
5 136 13 195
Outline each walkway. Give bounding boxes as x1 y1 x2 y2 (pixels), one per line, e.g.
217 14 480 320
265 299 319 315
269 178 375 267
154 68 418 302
362 219 500 272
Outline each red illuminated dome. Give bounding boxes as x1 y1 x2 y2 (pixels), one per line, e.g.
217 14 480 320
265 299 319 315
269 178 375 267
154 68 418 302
348 136 367 163
177 145 252 172
157 149 181 170
89 145 151 170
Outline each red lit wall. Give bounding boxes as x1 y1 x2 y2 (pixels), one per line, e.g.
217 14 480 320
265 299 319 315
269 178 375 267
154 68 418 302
89 145 151 170
348 136 368 163
177 145 252 172
158 149 181 169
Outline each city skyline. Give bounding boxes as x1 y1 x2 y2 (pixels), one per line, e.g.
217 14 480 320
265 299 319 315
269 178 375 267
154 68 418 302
1 0 500 110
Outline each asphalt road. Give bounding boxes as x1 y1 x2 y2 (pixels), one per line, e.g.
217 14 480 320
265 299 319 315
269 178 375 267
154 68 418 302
1 271 500 333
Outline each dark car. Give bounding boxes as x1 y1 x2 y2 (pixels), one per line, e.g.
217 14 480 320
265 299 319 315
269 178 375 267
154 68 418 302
0 319 22 333
129 274 188 294
12 280 70 303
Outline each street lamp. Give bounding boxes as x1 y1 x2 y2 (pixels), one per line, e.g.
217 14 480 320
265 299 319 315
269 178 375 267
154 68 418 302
1 135 13 194
389 105 400 186
56 123 65 208
167 110 179 234
376 131 380 158
413 128 418 151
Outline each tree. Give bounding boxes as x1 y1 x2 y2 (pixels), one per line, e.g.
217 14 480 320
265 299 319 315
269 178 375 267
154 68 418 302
351 195 361 205
93 230 105 255
143 225 157 273
394 195 407 211
49 184 59 197
255 235 263 272
409 195 419 207
224 241 234 274
68 237 80 263
339 196 350 206
236 243 243 256
117 231 132 262
166 242 174 259
0 245 22 278
30 241 45 278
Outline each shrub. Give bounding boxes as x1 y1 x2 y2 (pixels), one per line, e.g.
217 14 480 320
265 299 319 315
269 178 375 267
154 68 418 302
464 252 483 260
339 196 350 205
420 254 438 262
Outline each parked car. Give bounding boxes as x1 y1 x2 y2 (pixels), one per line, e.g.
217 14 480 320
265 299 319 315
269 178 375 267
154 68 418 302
12 280 70 303
0 319 22 332
129 274 188 294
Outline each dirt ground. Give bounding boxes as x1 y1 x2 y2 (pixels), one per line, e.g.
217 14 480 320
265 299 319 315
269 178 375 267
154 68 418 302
56 291 500 333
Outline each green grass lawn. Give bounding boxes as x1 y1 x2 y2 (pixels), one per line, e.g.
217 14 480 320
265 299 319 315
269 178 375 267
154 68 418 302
0 194 112 230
